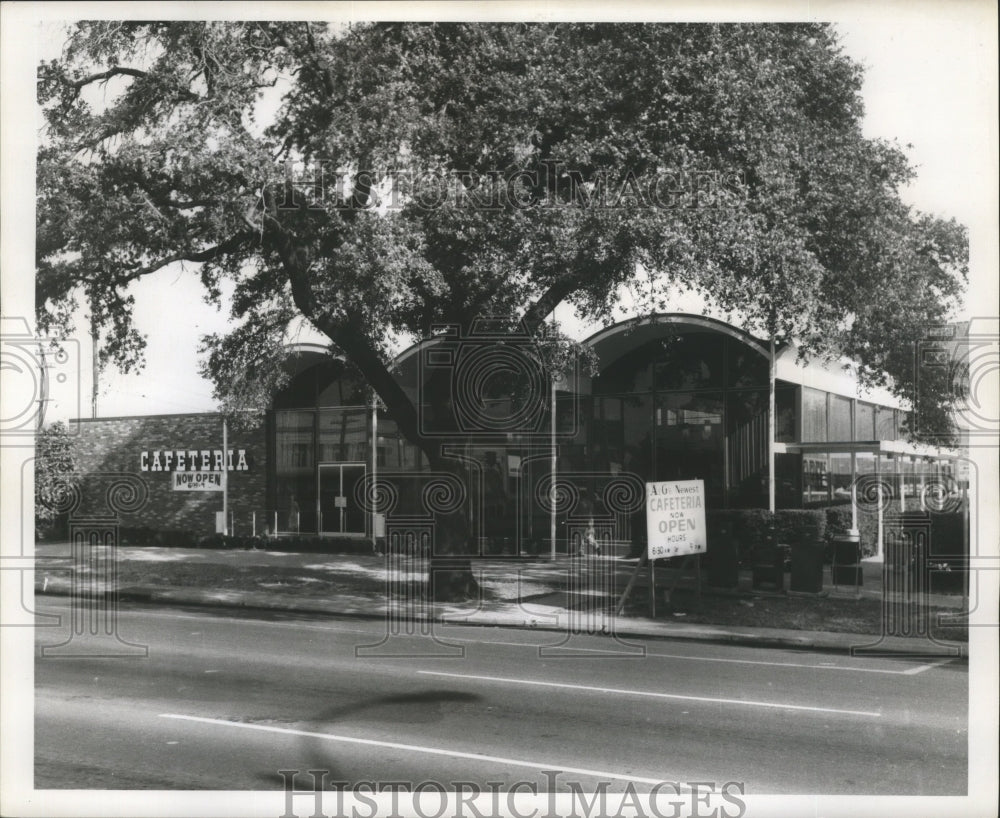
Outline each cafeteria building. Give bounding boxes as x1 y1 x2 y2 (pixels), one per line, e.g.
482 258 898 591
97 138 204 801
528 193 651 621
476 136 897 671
69 313 961 557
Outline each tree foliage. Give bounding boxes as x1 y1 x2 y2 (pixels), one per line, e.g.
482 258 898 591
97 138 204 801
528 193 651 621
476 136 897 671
37 21 968 449
35 421 79 533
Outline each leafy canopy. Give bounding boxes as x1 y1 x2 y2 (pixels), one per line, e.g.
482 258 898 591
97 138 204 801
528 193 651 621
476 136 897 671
37 22 967 445
35 421 79 529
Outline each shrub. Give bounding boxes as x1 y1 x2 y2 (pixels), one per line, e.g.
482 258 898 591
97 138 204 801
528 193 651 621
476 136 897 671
706 510 771 565
774 510 826 547
706 509 827 566
823 505 878 558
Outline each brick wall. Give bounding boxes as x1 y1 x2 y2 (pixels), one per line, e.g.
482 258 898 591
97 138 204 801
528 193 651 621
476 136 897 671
70 413 267 536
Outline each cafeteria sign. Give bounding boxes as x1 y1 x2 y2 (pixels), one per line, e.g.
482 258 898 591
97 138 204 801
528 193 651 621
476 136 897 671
646 479 706 559
172 471 224 492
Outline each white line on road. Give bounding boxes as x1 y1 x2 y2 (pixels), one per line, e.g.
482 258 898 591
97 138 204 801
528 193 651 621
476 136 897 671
158 713 672 787
416 671 883 717
440 637 922 675
901 658 956 675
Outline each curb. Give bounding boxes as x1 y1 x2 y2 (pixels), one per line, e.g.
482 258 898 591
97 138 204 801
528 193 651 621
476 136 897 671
35 585 968 660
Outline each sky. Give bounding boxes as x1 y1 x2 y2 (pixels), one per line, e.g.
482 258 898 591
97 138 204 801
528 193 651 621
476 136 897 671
5 2 997 424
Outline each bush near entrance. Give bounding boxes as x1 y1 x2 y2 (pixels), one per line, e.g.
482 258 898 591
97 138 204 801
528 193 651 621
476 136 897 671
703 505 968 594
706 509 827 567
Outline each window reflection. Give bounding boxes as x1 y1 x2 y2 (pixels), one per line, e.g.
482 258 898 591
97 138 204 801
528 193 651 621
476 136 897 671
829 395 852 442
856 402 876 440
655 391 725 504
802 388 827 443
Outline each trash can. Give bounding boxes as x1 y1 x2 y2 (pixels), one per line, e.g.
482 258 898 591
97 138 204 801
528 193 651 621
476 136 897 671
751 542 784 591
707 528 739 588
790 539 824 593
831 531 863 587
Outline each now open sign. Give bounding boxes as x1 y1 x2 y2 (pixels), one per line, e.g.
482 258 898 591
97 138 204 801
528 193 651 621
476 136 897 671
646 479 706 559
172 471 223 492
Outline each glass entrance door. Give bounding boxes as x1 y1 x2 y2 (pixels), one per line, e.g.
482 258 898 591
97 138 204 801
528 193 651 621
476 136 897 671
318 462 367 535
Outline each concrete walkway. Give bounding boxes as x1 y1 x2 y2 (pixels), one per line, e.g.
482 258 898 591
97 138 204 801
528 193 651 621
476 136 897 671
33 543 968 658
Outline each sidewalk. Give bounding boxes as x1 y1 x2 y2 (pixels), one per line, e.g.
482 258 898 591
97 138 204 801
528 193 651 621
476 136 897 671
33 543 969 658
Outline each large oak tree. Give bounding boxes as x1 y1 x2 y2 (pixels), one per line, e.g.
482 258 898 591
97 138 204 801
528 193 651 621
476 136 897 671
37 22 967 596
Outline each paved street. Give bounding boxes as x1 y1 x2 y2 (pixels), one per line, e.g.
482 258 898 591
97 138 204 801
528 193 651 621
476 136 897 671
35 597 967 795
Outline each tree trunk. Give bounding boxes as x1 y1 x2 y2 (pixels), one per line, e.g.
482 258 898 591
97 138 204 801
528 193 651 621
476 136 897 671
424 442 481 603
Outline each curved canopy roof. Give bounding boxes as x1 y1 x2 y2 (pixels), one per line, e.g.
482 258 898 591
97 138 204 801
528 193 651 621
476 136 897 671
582 313 771 371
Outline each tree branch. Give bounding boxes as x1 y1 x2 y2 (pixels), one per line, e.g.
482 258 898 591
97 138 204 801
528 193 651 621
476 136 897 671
119 231 251 282
520 275 580 335
68 66 148 90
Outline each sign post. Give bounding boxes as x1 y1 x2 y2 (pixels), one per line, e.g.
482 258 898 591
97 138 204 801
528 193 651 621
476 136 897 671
618 479 707 616
222 418 229 535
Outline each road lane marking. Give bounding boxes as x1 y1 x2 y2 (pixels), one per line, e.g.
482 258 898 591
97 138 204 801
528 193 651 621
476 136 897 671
158 713 673 787
902 658 955 675
114 607 942 676
440 637 920 675
416 671 882 717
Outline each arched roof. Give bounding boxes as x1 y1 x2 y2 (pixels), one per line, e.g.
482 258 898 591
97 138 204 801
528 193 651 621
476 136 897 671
279 314 776 396
582 313 770 370
279 342 338 379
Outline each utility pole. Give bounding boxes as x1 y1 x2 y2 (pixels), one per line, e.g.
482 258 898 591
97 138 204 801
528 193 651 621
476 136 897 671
91 311 99 418
550 374 557 560
38 344 49 432
222 417 229 535
768 333 776 514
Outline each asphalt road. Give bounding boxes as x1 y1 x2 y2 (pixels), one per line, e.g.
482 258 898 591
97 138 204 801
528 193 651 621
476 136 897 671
34 598 967 796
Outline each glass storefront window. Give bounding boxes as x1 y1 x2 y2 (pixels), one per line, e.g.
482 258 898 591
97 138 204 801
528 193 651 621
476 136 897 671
856 452 876 483
318 408 367 463
653 333 725 390
775 383 798 443
592 397 625 472
775 453 802 508
855 402 876 440
828 452 853 505
829 395 852 442
725 390 768 508
876 406 898 441
315 369 368 407
654 391 725 504
275 410 314 474
802 453 829 507
620 393 654 482
726 337 769 388
802 388 828 443
879 453 900 508
592 344 655 395
375 416 426 471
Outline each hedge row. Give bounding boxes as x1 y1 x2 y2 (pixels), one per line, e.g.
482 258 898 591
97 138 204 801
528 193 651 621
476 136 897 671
706 509 827 565
706 505 967 566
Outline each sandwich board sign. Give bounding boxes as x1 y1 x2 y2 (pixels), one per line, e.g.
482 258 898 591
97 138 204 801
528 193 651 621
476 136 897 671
646 479 706 560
